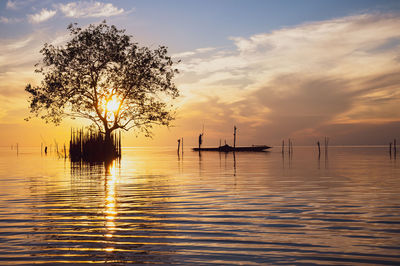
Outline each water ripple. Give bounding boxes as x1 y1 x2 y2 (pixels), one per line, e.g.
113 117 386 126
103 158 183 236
0 147 400 264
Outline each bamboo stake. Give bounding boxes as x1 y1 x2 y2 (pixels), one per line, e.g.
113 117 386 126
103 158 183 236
233 125 237 149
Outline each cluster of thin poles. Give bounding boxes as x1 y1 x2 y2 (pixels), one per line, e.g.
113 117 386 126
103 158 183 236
70 128 121 162
317 137 329 158
389 139 397 158
282 139 294 155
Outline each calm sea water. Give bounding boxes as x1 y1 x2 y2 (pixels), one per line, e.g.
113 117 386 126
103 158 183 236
0 146 399 265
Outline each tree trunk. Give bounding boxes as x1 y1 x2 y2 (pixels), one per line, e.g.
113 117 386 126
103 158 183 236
104 130 114 157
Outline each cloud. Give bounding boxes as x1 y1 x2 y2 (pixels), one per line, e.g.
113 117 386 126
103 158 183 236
0 35 35 66
58 1 125 18
0 30 69 100
0 16 23 24
6 0 36 10
176 13 400 145
0 31 53 125
28 8 56 24
0 16 12 23
6 0 17 10
4 36 33 50
173 47 216 58
24 1 126 24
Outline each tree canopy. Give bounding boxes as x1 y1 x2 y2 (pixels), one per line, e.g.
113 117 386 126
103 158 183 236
26 21 179 138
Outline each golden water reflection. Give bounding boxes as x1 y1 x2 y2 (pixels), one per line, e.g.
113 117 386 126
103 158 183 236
0 147 400 264
104 160 118 251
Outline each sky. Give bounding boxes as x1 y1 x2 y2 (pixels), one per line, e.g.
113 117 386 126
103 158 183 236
1 0 400 147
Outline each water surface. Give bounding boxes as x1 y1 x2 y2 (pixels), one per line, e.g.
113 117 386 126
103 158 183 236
0 146 399 265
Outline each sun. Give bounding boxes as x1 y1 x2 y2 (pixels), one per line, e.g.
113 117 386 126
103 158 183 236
106 97 120 112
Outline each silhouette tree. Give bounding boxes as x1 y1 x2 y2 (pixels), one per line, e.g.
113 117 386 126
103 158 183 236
26 21 179 150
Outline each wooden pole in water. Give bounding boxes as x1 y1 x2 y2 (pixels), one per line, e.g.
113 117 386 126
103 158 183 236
181 137 183 155
290 139 294 154
282 140 284 154
394 139 397 155
233 125 237 149
328 137 329 154
324 137 329 155
389 142 392 156
317 140 321 157
177 139 181 154
291 139 293 154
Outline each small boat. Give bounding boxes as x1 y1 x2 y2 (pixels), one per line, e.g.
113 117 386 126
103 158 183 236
192 125 271 152
193 144 271 152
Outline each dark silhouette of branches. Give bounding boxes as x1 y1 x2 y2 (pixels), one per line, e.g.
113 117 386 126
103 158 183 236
26 21 179 142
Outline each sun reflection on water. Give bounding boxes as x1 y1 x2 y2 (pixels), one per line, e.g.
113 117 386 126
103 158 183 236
104 160 118 250
104 247 114 253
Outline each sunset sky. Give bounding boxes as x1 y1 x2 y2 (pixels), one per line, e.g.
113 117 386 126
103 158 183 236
1 0 400 147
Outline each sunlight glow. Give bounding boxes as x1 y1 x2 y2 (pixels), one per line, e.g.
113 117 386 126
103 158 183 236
106 97 120 113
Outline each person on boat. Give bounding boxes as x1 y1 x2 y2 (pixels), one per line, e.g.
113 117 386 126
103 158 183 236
198 133 203 149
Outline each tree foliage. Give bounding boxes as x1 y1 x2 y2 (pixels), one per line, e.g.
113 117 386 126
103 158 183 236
26 21 179 138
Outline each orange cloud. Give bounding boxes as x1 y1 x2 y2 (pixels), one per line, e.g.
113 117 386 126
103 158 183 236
174 13 400 145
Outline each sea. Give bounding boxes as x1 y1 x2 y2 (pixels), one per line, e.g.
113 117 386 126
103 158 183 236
0 146 399 265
